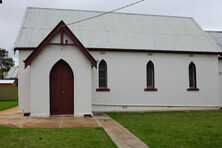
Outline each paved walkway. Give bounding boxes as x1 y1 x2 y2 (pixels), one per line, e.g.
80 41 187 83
1 107 149 147
94 112 149 148
0 107 99 128
0 106 20 116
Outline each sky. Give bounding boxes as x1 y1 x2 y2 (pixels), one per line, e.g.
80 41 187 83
0 0 222 66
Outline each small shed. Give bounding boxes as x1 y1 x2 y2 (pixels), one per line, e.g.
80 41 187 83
0 80 16 87
0 80 18 100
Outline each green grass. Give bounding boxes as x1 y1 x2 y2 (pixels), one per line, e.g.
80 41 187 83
0 100 18 111
107 111 222 148
0 126 116 148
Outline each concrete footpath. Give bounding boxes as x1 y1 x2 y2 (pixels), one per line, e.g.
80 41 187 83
0 107 99 128
94 112 149 148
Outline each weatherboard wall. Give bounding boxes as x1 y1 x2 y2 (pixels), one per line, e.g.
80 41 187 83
18 50 32 113
91 51 221 111
218 60 222 107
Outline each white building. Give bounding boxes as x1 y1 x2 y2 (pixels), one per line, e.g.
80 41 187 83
14 7 222 117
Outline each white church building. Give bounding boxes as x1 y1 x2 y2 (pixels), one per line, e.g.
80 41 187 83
14 7 222 117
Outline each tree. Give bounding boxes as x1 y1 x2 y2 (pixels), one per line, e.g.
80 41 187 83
0 48 14 79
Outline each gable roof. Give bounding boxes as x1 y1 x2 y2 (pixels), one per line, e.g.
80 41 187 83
24 21 97 68
5 66 19 79
15 7 220 53
206 31 222 50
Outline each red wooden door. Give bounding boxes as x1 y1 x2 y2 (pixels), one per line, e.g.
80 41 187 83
50 60 74 115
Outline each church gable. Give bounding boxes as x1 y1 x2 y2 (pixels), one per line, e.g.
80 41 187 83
49 29 75 45
24 21 97 68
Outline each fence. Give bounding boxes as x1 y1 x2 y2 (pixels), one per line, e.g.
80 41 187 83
0 86 18 100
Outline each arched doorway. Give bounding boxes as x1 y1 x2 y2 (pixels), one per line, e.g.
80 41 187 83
50 60 74 115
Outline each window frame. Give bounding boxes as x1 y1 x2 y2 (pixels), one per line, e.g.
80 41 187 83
187 62 199 91
97 60 110 91
145 61 157 91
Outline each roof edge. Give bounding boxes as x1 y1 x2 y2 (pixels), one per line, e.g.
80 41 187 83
88 48 220 54
15 47 221 54
14 7 29 48
206 30 222 33
191 18 221 51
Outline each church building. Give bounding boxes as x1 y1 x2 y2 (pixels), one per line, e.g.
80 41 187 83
14 7 222 117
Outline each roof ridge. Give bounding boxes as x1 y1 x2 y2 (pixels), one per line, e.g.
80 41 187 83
26 7 193 20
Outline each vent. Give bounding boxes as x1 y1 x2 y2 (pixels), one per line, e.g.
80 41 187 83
148 53 153 56
100 51 105 55
84 114 92 118
24 113 31 116
122 106 127 109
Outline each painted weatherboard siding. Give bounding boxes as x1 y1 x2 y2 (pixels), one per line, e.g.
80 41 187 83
218 60 222 107
91 51 220 111
18 50 32 113
29 45 92 117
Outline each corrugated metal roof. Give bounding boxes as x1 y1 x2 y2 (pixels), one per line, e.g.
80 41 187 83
5 66 19 79
14 7 220 52
206 31 222 50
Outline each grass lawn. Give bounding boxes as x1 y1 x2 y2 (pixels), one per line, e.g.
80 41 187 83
107 111 222 148
0 100 18 111
0 126 116 148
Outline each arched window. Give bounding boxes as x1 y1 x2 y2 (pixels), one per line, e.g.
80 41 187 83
99 60 107 88
189 62 197 88
147 61 155 88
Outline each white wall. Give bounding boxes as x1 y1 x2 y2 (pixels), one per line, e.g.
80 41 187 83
91 51 221 111
218 60 222 107
19 47 221 115
18 50 32 113
29 45 92 117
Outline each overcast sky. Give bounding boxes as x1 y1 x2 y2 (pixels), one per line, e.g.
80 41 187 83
0 0 222 66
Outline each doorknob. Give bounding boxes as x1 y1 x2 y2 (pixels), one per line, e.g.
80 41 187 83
61 91 65 95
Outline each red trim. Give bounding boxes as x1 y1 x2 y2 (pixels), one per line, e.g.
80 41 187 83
24 21 97 68
15 47 221 55
14 47 222 55
187 88 199 91
88 48 220 55
144 88 158 91
96 88 110 91
14 47 36 51
61 30 64 44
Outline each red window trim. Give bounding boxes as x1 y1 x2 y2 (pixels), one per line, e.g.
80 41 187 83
187 88 199 91
96 88 110 92
144 88 158 91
